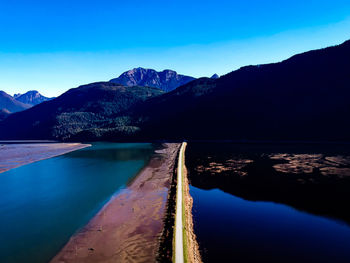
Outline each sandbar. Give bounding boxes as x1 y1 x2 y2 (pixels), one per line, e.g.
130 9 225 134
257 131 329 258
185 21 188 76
50 143 181 263
0 142 90 174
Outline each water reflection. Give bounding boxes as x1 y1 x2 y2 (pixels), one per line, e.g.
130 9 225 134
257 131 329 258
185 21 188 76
186 142 350 263
186 142 350 224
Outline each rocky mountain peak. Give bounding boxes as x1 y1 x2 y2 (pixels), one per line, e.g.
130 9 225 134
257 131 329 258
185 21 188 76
14 90 53 106
110 67 195 92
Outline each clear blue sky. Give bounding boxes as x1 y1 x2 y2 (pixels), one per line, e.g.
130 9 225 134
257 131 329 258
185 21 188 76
0 0 350 97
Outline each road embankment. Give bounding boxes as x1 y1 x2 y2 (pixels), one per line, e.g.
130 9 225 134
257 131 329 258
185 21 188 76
174 142 202 263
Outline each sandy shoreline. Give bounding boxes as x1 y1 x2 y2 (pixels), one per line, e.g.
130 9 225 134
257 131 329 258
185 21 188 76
50 143 181 263
0 143 90 174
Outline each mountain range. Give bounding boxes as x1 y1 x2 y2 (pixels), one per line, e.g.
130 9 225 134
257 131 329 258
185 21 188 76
110 67 196 92
1 40 350 141
0 91 31 120
0 90 53 121
14 90 53 106
0 83 163 140
0 69 194 121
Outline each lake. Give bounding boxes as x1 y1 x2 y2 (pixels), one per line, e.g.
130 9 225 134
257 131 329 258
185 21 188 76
0 142 155 263
186 142 350 263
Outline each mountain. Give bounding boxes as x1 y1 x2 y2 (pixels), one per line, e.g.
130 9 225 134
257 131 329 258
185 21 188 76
0 83 163 140
132 39 350 141
0 91 31 114
211 74 219 79
14 90 53 106
109 67 196 92
0 90 51 120
1 40 350 141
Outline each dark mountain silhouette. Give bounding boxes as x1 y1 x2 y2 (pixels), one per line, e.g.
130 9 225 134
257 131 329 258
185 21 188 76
0 83 163 140
0 108 10 121
109 67 196 92
1 40 350 141
14 90 53 106
0 91 31 114
133 39 350 141
211 74 219 79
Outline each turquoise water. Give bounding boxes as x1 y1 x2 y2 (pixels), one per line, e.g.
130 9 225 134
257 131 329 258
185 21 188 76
0 143 155 263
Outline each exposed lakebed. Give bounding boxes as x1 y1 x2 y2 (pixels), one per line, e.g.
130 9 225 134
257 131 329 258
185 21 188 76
186 142 350 263
0 142 155 263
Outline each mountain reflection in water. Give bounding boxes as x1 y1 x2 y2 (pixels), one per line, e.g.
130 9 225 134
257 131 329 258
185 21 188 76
186 142 350 263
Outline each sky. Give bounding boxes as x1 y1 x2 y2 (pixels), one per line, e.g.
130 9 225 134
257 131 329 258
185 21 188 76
0 0 350 97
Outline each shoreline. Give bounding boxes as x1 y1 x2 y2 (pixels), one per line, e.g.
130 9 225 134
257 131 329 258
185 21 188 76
175 143 202 263
50 143 181 263
183 151 202 263
0 143 90 174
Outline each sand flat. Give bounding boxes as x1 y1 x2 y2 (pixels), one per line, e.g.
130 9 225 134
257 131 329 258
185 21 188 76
50 143 180 263
0 143 90 173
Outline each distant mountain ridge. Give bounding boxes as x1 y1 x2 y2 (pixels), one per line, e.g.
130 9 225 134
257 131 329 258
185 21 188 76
0 90 54 120
110 67 196 92
14 90 54 106
0 91 31 119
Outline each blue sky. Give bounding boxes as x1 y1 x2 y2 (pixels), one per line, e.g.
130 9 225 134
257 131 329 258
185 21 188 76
0 0 350 97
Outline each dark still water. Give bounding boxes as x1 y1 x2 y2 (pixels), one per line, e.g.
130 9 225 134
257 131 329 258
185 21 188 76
186 142 350 263
0 143 154 263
